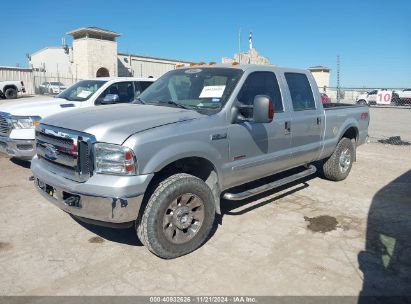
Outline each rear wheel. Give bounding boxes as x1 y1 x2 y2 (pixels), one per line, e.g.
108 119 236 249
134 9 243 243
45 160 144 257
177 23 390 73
4 88 17 99
137 173 216 259
323 137 355 181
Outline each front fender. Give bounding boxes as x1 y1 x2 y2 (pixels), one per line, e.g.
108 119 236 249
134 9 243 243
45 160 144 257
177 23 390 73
140 140 224 184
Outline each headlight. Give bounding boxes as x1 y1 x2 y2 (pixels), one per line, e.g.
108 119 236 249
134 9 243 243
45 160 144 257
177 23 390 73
94 143 137 176
11 116 41 129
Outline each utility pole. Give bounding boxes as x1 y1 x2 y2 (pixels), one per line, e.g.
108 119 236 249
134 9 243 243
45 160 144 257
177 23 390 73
238 28 241 54
337 55 340 103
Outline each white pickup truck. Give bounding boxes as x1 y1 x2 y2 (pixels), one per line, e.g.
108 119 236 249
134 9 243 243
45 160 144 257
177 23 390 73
394 89 411 105
0 77 155 160
0 81 26 99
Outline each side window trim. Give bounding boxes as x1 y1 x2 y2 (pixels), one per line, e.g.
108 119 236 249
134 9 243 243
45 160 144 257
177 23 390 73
134 81 142 97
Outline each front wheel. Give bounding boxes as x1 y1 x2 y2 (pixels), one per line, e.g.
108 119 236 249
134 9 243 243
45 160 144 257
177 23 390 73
322 137 355 181
137 173 216 259
357 99 368 106
4 88 17 99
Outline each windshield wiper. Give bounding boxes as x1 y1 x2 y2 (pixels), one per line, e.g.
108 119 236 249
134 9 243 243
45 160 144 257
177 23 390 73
165 101 190 110
133 97 146 104
56 95 70 101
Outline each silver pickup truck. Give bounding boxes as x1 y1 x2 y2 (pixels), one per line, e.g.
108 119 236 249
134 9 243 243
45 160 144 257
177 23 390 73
31 64 369 258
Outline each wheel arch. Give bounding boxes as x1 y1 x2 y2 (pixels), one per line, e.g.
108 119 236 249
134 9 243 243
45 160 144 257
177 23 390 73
140 154 223 218
3 84 18 92
339 124 359 161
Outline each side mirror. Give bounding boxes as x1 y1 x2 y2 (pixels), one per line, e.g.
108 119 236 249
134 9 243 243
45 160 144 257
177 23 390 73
101 94 120 104
253 95 274 123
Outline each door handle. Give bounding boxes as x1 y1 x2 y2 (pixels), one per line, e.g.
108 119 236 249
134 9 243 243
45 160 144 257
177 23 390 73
317 117 322 125
285 121 291 135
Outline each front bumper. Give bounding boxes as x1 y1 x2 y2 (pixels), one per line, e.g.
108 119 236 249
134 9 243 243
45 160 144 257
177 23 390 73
31 157 154 224
0 135 35 160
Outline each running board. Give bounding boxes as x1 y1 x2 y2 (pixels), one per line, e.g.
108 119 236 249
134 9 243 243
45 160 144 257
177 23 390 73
223 165 317 201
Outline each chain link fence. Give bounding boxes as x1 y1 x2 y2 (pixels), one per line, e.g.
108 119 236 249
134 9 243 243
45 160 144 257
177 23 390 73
320 87 411 107
32 71 80 95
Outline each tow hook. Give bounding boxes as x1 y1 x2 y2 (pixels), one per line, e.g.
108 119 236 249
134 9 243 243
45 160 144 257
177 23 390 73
63 193 81 208
110 198 129 218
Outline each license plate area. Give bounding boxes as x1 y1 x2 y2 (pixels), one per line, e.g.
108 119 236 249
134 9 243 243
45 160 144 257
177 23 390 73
37 178 57 200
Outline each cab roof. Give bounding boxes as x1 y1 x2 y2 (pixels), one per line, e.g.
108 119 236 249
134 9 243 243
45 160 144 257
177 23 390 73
87 77 157 82
177 63 309 74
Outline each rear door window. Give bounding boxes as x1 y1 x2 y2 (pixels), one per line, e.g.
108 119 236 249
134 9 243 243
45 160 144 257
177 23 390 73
285 73 316 111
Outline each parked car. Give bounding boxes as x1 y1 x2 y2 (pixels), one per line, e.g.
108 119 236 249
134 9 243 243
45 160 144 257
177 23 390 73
39 81 67 95
321 93 329 103
0 77 155 160
393 89 411 105
356 90 378 105
0 81 26 99
31 64 369 258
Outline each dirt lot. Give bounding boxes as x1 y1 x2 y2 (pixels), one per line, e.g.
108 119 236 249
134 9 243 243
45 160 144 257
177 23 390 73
0 106 410 296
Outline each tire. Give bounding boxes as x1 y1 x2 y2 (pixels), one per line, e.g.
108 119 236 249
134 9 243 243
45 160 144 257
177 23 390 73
391 94 401 106
4 88 17 99
137 173 216 259
357 99 367 106
323 137 355 181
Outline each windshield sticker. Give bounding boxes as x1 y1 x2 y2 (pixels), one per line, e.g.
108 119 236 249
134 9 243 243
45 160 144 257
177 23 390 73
199 85 226 98
212 98 220 103
77 90 93 98
185 68 202 74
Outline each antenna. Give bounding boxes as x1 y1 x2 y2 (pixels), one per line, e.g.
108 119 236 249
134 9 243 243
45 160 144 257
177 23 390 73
62 37 69 54
249 32 253 50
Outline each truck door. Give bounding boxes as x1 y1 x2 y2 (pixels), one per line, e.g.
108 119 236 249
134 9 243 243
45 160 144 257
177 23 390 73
225 71 292 188
284 72 323 167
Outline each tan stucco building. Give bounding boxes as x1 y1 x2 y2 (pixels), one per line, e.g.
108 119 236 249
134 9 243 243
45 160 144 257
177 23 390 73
222 48 270 65
308 66 331 92
29 27 191 82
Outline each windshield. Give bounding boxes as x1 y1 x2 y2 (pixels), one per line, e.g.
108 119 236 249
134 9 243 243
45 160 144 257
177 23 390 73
56 80 107 101
137 68 243 113
50 82 64 86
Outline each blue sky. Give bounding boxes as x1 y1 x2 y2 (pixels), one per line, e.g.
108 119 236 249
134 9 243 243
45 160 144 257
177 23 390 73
1 0 410 87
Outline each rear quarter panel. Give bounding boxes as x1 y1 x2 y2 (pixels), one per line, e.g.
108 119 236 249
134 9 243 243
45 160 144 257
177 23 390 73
320 105 369 159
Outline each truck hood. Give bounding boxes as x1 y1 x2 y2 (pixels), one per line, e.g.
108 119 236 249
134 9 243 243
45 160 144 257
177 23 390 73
0 97 81 117
42 104 202 145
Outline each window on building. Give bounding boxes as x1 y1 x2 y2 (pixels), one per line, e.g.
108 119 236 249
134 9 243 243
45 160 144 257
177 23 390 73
285 73 316 111
236 71 283 119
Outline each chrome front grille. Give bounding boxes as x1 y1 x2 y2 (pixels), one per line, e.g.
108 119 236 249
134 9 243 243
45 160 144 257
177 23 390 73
0 112 12 136
35 124 95 182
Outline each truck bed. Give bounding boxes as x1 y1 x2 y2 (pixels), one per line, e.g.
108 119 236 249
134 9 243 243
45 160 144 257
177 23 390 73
323 102 365 110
